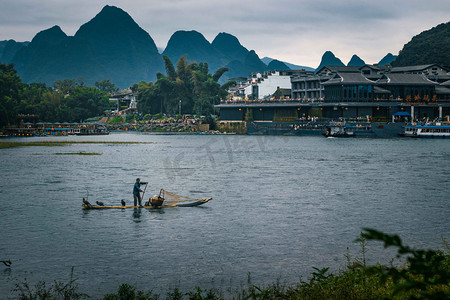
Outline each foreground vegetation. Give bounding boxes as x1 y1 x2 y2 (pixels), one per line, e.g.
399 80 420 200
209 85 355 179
12 229 449 299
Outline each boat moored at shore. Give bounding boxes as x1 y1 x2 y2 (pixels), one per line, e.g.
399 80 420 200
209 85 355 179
402 122 450 138
323 124 355 137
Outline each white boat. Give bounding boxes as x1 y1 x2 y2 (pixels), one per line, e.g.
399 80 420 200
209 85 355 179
402 122 450 138
323 125 355 138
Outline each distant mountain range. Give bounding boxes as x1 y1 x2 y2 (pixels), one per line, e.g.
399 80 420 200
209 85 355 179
4 6 164 88
0 6 447 87
0 40 29 63
315 51 398 71
0 5 314 87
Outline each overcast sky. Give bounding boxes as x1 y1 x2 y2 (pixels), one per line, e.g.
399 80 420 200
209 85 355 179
1 0 449 68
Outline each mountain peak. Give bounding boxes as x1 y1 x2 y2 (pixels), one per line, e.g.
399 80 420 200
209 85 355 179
167 30 209 44
244 50 268 72
267 59 290 71
378 53 397 66
316 51 345 70
31 25 67 44
75 5 144 38
347 54 365 67
212 32 244 49
212 32 248 62
163 30 219 68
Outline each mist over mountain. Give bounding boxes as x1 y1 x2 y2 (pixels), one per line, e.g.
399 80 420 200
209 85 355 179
316 51 345 70
347 54 365 67
393 21 450 67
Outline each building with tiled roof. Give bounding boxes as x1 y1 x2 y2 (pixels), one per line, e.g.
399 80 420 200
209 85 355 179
217 64 450 123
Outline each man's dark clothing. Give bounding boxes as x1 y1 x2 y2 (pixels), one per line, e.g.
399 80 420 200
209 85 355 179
133 181 146 206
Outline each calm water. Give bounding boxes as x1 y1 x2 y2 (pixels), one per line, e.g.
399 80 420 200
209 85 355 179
0 133 449 297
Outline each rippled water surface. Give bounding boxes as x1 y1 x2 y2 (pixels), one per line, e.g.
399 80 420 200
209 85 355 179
0 133 449 297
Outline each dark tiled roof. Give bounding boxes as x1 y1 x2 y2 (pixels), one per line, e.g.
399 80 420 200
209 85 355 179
441 79 450 86
361 64 390 72
316 66 361 74
390 64 436 73
378 74 437 85
323 72 375 85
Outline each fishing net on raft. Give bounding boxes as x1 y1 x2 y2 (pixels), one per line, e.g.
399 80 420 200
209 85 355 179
157 189 207 205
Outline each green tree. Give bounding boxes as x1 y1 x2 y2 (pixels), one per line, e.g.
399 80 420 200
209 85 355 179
95 79 119 94
135 81 160 115
163 55 176 81
134 57 233 116
0 63 23 127
53 78 85 95
63 86 110 122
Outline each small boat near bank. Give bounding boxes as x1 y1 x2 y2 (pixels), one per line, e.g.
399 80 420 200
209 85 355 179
323 125 355 138
82 189 212 209
402 122 450 138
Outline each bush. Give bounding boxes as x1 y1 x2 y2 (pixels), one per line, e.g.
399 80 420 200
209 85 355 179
361 228 450 299
108 116 124 124
102 283 155 300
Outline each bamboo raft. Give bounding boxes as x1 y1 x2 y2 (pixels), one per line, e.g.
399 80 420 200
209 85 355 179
82 189 212 209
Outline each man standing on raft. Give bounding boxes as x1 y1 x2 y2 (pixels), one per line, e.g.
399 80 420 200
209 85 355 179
133 178 148 207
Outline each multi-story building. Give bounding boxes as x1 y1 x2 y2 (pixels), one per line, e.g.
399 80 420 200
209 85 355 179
217 64 450 123
109 90 136 113
242 70 313 100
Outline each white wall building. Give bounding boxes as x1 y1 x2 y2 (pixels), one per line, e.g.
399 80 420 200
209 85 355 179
243 71 293 99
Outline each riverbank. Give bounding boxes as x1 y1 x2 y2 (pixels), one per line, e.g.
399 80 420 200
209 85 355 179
12 230 450 299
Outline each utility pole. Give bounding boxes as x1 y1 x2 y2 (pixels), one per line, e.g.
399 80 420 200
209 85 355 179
179 99 181 115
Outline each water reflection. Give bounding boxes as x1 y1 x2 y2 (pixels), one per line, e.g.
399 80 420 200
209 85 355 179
132 208 142 222
3 268 11 276
149 207 165 214
81 209 91 217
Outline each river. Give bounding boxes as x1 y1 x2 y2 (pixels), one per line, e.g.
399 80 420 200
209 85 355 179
0 133 449 297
